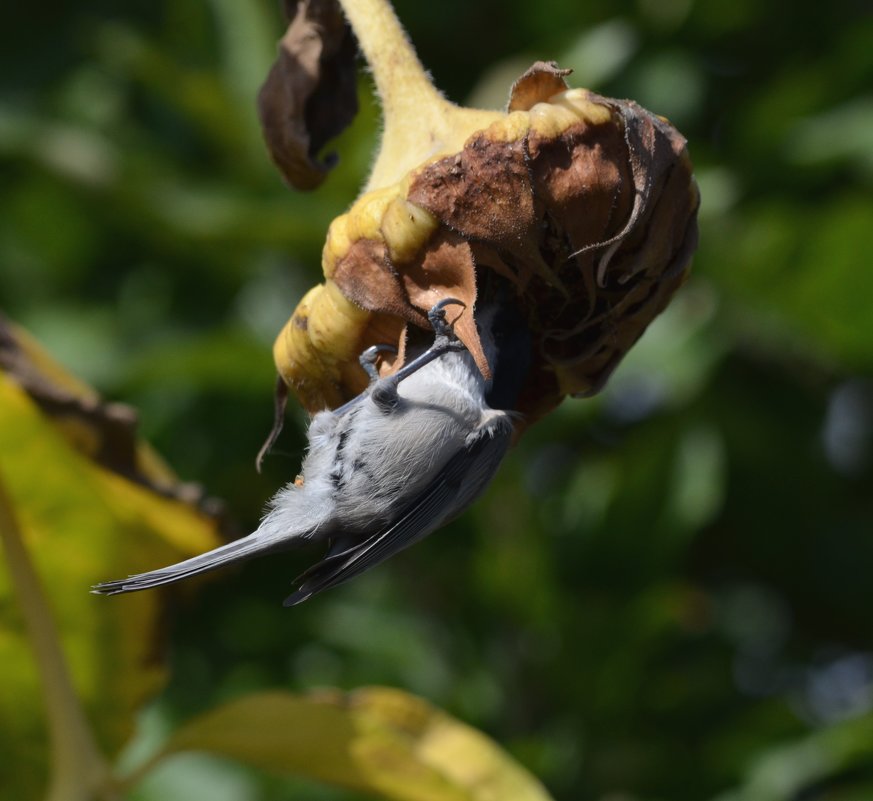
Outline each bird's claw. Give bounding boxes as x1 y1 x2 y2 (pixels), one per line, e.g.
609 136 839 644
368 298 469 414
359 343 398 384
427 298 466 340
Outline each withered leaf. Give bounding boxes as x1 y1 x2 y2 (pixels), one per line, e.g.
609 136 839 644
258 0 358 191
401 231 489 380
507 61 572 112
407 134 551 291
331 238 426 328
0 315 222 513
330 232 489 380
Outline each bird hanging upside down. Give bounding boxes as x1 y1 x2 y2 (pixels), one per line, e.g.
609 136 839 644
93 297 525 606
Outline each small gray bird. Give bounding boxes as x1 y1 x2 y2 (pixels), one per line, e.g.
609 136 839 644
93 297 522 605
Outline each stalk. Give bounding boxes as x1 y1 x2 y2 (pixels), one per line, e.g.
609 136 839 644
0 470 113 801
337 0 503 190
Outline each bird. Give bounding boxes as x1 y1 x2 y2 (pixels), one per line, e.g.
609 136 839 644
93 295 527 606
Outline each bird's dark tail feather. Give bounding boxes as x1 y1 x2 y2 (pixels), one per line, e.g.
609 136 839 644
91 535 276 596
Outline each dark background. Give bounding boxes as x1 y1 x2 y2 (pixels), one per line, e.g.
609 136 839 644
3 0 873 798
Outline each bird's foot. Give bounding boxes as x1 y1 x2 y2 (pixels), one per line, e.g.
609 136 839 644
359 343 397 384
370 298 468 412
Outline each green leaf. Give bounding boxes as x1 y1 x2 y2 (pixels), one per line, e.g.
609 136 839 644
715 713 873 801
705 194 873 368
131 687 555 801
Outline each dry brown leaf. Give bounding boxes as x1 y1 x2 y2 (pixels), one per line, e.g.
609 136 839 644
258 0 358 190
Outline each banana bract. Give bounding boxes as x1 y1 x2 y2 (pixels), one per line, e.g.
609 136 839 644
274 65 699 428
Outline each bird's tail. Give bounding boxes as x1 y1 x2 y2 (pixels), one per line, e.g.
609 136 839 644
91 534 279 596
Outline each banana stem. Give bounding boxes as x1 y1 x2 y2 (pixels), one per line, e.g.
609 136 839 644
0 470 113 801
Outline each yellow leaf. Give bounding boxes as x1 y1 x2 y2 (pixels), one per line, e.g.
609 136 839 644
0 330 224 800
131 687 554 801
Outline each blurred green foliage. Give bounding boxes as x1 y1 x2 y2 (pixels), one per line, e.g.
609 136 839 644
2 0 873 799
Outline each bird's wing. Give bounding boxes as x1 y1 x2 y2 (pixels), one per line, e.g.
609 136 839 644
283 419 511 606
